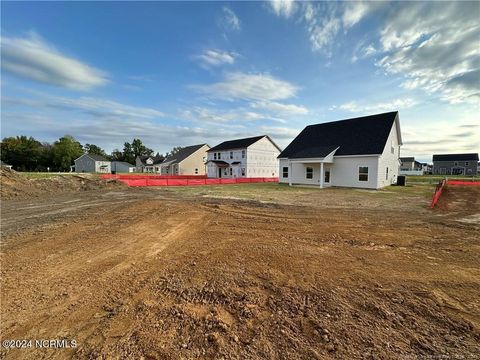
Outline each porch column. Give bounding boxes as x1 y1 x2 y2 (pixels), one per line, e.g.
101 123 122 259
320 162 324 188
288 161 292 186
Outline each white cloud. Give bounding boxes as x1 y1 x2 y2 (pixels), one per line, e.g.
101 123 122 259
3 94 164 120
191 72 299 102
377 2 480 104
269 0 297 18
181 106 285 125
1 32 108 90
338 98 418 113
343 1 370 28
195 49 237 67
222 7 241 31
251 101 308 116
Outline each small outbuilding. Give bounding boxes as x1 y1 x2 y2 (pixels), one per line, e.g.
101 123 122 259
74 154 111 173
111 161 135 173
278 111 402 189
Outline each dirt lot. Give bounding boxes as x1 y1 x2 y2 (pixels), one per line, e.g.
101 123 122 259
1 178 479 359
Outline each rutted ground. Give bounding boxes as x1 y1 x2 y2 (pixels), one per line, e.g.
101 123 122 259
1 184 479 359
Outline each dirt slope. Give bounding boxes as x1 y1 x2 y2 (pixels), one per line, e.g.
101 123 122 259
0 168 124 200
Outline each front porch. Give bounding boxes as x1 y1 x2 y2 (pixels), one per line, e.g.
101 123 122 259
287 159 334 188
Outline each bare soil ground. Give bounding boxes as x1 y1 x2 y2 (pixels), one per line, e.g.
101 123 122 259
1 179 479 359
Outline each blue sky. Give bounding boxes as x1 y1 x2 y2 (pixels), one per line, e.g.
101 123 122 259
1 1 479 162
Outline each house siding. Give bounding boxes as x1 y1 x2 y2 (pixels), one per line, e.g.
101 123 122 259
207 136 279 178
75 155 111 173
178 144 209 175
378 122 400 188
433 160 478 175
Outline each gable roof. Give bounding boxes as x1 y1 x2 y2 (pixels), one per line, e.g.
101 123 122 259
432 153 479 162
137 155 164 165
86 153 109 161
278 111 399 159
208 135 281 152
162 144 208 165
75 153 109 162
111 161 135 167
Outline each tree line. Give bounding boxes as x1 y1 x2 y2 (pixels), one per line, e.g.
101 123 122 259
0 135 164 172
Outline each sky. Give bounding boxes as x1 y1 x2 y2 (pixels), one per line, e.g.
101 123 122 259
1 1 479 163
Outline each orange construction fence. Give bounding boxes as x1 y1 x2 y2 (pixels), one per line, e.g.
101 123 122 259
430 179 480 208
102 174 278 187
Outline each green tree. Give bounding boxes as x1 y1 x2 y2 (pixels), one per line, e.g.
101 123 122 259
122 139 153 164
84 143 107 157
0 136 44 171
51 135 83 171
109 148 124 161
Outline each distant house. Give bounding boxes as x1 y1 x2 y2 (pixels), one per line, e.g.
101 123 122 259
74 154 111 173
160 144 210 175
432 153 479 175
206 135 281 178
136 155 165 173
111 161 135 173
399 157 424 175
278 111 402 189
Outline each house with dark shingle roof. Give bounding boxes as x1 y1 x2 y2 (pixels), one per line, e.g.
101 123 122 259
74 153 111 173
432 153 479 175
135 154 165 173
278 111 402 189
206 135 281 178
159 144 210 175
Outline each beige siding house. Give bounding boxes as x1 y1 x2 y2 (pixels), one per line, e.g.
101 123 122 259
160 144 210 175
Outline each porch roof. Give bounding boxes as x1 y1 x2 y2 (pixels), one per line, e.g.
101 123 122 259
206 160 230 168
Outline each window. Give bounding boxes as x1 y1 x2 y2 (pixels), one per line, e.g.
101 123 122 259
214 153 217 160
195 168 198 174
386 167 389 180
465 161 469 166
241 168 245 176
359 167 369 181
391 140 395 154
306 167 313 179
454 162 458 166
242 150 245 158
282 166 288 178
230 151 233 159
230 168 233 176
217 152 221 160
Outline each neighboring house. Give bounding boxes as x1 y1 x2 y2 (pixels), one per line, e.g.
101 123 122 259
432 153 479 175
136 155 165 173
74 154 111 173
399 157 423 171
160 144 210 175
206 135 281 178
0 160 12 170
278 111 402 189
111 161 135 173
399 157 424 175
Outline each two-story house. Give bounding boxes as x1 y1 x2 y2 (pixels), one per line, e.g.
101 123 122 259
432 153 479 175
206 135 281 178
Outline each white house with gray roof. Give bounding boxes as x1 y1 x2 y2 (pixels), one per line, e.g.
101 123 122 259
278 112 402 189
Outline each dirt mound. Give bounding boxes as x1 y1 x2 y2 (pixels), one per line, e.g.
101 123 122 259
0 168 125 200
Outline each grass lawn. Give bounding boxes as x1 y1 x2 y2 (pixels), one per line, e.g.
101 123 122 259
406 174 478 184
18 172 97 179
